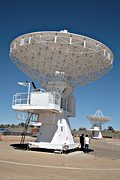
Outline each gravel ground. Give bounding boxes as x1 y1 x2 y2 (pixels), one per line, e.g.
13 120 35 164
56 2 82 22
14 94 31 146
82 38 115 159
0 136 120 180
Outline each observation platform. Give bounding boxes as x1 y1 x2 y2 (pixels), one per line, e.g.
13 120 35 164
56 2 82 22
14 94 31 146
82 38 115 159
12 91 61 113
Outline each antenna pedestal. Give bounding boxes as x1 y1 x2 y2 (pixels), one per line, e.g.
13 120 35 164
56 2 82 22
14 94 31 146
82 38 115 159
12 85 78 151
89 126 103 139
28 112 77 150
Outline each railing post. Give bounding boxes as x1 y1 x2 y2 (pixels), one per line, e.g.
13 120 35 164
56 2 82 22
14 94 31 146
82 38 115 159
27 83 31 105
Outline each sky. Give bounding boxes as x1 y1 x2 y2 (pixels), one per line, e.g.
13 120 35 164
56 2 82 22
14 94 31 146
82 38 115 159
0 0 120 130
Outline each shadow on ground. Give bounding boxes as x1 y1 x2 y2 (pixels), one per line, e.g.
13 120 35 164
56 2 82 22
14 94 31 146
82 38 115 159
79 148 94 153
10 143 94 154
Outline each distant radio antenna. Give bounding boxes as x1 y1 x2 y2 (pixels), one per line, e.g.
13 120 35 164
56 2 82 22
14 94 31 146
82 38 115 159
87 110 111 139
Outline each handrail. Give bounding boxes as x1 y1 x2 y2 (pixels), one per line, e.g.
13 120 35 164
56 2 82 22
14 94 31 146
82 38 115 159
12 91 61 106
13 93 30 105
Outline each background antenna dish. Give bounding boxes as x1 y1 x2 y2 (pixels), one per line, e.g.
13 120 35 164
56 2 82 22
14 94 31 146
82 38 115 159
87 110 111 139
87 109 111 124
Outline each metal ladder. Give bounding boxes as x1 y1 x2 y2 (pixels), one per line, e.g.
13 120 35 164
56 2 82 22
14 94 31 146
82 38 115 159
20 113 32 144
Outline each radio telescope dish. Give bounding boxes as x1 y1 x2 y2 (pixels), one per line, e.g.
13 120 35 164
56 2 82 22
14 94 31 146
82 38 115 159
87 110 111 139
10 30 114 86
10 30 114 151
87 109 111 124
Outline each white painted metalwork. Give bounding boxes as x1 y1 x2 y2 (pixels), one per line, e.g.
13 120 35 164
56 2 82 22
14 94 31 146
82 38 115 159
87 110 111 139
88 110 111 124
10 30 114 86
13 93 29 105
10 30 114 150
18 82 31 104
12 91 61 112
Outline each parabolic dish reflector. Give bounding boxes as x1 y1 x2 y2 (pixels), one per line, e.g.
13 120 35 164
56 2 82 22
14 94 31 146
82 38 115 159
87 115 110 123
9 30 114 86
87 110 111 123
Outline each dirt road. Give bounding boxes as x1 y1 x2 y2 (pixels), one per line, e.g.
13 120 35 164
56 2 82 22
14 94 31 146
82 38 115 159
0 136 120 180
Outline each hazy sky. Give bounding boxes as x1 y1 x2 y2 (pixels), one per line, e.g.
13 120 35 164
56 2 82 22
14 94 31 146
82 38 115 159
0 0 120 130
